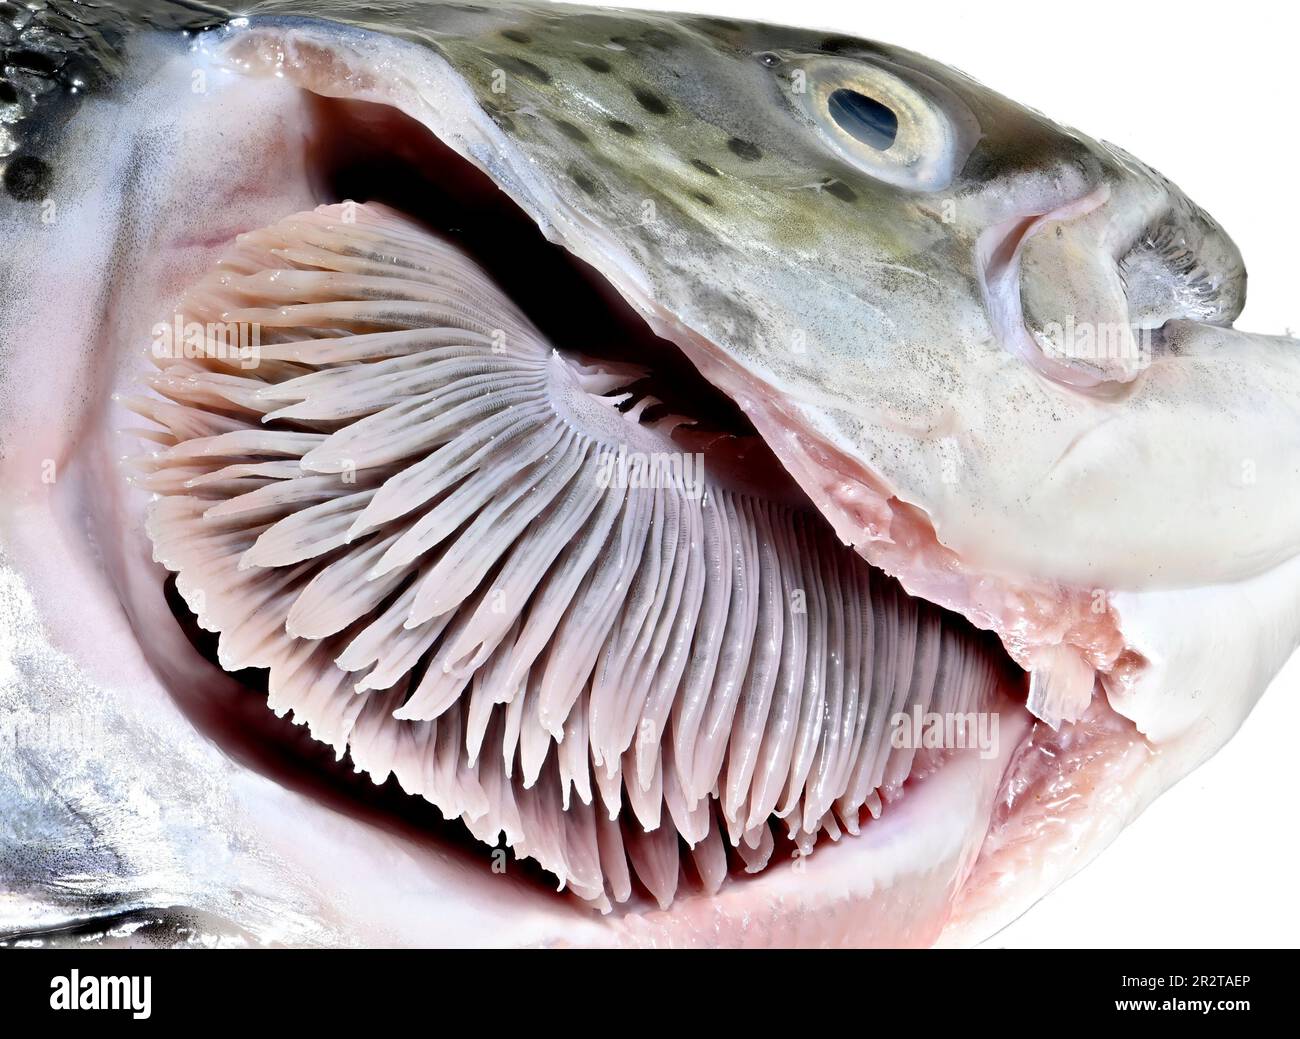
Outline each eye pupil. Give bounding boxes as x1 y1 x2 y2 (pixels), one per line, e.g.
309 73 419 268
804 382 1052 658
827 88 898 150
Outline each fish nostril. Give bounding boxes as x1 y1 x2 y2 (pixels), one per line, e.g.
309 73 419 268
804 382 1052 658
827 88 898 151
1118 217 1246 329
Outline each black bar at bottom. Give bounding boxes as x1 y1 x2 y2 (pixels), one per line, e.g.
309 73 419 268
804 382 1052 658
0 948 1280 1026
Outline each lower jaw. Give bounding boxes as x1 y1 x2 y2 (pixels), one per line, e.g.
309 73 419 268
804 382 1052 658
607 704 1032 947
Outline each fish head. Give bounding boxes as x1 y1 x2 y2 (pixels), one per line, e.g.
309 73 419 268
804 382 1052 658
0 0 1294 947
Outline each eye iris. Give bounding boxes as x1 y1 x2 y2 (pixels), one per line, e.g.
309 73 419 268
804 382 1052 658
827 88 898 150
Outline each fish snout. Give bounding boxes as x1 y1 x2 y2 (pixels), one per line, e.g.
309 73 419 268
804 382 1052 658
983 162 1248 391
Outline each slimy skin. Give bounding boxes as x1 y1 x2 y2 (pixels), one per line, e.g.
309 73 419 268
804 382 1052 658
0 1 1293 947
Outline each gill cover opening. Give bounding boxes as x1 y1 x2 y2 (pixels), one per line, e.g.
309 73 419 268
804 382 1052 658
799 57 977 192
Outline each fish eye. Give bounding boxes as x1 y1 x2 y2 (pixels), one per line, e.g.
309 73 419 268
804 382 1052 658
800 58 977 191
827 88 898 150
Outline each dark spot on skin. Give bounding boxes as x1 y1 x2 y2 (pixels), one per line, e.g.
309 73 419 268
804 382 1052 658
959 124 1078 185
691 192 715 207
691 159 721 177
7 50 57 76
610 36 632 49
632 87 670 115
492 54 552 85
570 167 600 196
582 55 612 73
819 37 860 54
727 137 762 161
553 119 590 143
4 154 51 201
501 29 532 44
607 119 636 136
0 81 17 104
823 179 857 202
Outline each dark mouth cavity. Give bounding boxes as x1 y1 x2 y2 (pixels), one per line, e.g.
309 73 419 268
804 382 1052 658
305 97 765 449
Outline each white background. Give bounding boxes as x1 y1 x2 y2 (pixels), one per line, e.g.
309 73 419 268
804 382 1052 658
561 0 1300 947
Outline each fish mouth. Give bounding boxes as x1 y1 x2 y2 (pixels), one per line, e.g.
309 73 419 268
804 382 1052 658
122 93 1038 937
63 21 1159 947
